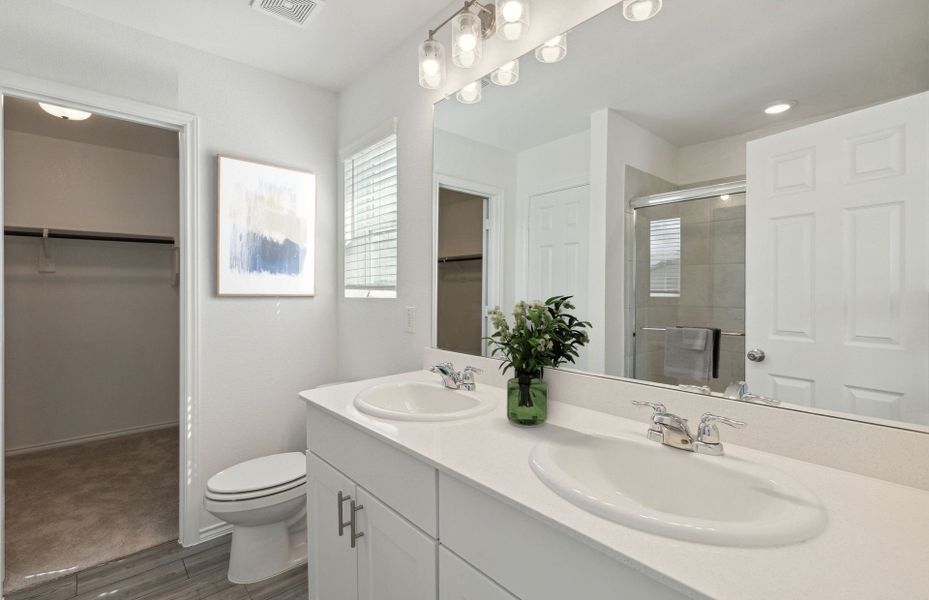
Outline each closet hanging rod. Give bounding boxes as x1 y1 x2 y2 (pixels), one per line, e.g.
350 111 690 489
4 227 175 245
639 326 745 337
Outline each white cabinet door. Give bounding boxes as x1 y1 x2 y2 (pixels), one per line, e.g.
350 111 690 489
439 547 517 600
356 487 437 600
746 92 929 425
307 453 358 600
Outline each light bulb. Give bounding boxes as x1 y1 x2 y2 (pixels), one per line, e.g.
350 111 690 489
456 81 482 104
38 102 92 121
491 59 520 86
501 1 523 22
622 0 663 22
458 33 477 52
535 34 567 63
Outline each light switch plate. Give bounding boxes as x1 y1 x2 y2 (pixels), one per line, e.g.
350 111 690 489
404 306 416 333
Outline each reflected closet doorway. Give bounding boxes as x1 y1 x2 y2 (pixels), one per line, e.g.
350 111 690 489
0 76 199 593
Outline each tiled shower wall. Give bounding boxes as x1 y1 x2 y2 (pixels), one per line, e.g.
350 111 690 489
633 193 746 392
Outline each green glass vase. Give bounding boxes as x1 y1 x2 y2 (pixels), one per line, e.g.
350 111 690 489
507 376 548 426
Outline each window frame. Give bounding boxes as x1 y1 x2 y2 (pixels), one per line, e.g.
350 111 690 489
648 216 682 298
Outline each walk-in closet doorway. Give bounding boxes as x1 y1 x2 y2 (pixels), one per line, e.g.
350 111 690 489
0 71 200 590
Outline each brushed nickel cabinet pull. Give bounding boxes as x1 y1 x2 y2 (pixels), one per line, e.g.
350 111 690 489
337 491 352 536
350 500 365 548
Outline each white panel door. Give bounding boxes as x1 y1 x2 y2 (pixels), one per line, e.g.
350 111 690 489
356 487 437 600
307 453 358 600
439 547 517 600
528 185 590 368
746 92 929 425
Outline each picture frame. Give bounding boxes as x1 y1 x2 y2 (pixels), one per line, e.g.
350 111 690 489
216 155 316 296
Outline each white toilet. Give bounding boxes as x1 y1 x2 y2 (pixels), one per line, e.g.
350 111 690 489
204 452 308 584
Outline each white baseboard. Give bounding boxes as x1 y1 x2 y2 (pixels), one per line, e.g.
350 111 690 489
197 521 233 545
4 420 180 456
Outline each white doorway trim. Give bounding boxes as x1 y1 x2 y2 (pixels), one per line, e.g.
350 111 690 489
431 174 504 353
0 69 202 583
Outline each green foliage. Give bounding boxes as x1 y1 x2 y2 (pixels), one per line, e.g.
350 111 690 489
484 295 592 379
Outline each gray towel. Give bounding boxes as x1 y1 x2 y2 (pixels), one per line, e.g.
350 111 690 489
664 327 714 383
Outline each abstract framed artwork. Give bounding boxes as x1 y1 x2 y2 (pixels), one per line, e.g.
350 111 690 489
216 156 316 296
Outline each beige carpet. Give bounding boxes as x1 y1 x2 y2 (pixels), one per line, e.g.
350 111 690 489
4 427 179 593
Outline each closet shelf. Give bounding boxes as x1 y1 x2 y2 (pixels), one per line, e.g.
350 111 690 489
4 226 175 245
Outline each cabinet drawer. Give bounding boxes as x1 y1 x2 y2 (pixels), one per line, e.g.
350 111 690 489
307 403 438 536
438 474 690 600
439 547 517 600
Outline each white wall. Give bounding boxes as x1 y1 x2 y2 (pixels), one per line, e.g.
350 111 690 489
4 130 179 238
337 0 626 381
434 129 517 309
4 237 179 451
0 0 338 536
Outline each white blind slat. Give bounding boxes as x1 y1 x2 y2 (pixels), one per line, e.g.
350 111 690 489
649 217 681 297
344 133 398 297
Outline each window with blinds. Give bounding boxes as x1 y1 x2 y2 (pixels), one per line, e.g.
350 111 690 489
649 217 681 297
343 133 398 298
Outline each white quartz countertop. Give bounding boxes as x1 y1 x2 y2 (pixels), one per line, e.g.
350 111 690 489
300 370 929 600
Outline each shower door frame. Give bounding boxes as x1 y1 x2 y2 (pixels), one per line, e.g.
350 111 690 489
0 69 202 586
629 179 746 381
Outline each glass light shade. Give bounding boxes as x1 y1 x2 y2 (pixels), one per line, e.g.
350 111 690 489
496 0 530 41
456 81 482 104
452 11 482 68
38 102 92 121
418 39 446 89
534 33 567 64
490 59 520 86
622 0 663 22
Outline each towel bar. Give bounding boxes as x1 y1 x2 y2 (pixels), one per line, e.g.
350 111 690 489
639 327 745 337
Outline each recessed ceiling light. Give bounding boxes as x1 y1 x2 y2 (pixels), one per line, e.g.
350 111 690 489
764 101 795 115
720 194 731 201
39 103 92 121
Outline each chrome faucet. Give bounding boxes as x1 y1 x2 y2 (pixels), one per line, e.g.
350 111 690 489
632 400 746 456
430 363 483 391
724 381 780 406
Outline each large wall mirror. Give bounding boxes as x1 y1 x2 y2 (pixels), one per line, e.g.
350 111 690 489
432 0 929 432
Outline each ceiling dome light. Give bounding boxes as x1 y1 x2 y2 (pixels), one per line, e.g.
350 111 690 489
39 103 92 121
497 0 530 41
622 0 663 22
456 81 483 104
418 38 446 90
535 33 567 64
764 101 795 115
452 11 483 68
490 59 520 86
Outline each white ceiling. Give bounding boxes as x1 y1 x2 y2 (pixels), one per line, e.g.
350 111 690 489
435 0 929 152
49 0 444 91
4 96 179 158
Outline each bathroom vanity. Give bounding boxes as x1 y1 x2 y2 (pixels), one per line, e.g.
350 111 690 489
300 371 929 600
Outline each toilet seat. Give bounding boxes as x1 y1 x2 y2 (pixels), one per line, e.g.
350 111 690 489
207 452 306 497
206 477 306 503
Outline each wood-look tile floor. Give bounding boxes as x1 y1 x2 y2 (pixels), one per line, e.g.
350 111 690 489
6 536 309 600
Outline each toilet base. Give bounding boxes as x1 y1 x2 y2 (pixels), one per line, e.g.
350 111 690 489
227 521 308 584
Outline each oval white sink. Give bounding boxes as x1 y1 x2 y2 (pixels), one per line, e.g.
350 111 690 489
353 381 495 421
530 433 827 547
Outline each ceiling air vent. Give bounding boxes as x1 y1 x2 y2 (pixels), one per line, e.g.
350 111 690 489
251 0 324 28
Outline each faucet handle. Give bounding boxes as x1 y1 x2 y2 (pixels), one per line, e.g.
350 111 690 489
462 366 483 375
632 400 667 415
430 362 454 372
697 413 746 446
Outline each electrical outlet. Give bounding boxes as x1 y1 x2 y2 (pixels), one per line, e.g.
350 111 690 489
404 306 416 333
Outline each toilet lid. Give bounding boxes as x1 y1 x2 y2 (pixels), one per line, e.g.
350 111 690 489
207 452 306 495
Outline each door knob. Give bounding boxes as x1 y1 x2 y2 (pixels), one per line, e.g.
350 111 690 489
747 349 766 362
